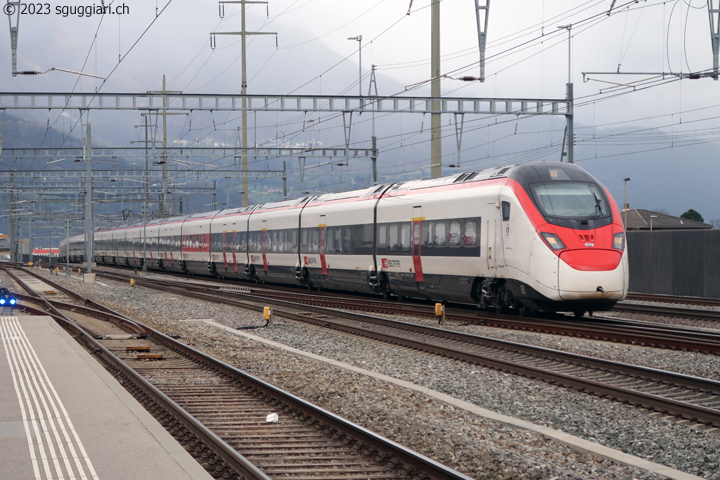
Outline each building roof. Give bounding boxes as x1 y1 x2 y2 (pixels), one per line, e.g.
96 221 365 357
622 208 713 231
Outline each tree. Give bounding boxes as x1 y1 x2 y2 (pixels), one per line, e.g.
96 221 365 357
680 209 704 223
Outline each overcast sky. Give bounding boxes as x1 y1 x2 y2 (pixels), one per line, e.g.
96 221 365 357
2 0 720 219
3 1 717 120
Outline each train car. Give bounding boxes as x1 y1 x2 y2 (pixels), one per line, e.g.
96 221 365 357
182 211 217 276
60 162 628 316
298 188 379 292
123 222 145 269
247 199 308 285
110 225 128 266
159 215 188 273
142 218 164 269
208 207 253 280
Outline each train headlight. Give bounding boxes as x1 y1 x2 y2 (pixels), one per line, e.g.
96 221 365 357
613 232 625 251
9 299 16 305
540 232 566 251
0 299 6 305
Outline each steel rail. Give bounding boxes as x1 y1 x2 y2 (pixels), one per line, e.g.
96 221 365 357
91 269 720 355
83 269 720 428
627 292 720 307
614 302 720 321
10 267 474 480
0 268 275 480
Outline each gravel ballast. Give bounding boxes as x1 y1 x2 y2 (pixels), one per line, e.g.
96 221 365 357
17 270 720 479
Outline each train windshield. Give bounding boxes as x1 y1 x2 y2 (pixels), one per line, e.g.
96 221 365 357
531 182 610 222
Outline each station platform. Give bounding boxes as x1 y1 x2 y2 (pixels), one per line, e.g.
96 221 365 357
0 315 213 480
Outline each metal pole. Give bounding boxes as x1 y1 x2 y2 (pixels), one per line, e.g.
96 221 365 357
566 82 574 164
28 204 33 264
558 24 574 164
371 136 378 185
162 75 169 216
144 114 149 206
241 5 249 207
142 204 148 275
623 178 630 231
212 180 217 210
84 119 93 273
65 219 70 276
430 0 442 178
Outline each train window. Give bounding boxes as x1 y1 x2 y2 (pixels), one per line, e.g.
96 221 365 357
325 228 333 253
378 224 387 247
290 230 298 250
400 223 411 252
301 229 309 249
389 224 399 252
532 182 609 220
334 228 342 253
343 227 352 252
311 229 319 253
449 221 462 247
464 221 478 246
434 222 446 247
361 225 373 248
502 201 511 221
423 222 433 248
280 230 287 252
325 228 334 253
237 232 246 253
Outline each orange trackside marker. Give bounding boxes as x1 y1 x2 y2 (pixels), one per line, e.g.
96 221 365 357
435 303 446 326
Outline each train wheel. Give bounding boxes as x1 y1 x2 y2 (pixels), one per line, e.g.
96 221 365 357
574 310 586 318
517 304 533 317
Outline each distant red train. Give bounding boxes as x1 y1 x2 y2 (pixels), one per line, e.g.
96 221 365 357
61 162 629 316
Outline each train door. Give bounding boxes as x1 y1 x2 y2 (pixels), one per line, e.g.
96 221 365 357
501 201 514 269
222 230 229 270
495 202 506 269
486 209 496 271
261 220 268 273
486 202 506 271
319 215 328 276
412 206 424 283
231 230 238 273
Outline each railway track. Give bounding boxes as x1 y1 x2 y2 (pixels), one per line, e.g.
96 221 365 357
627 292 720 307
85 267 720 355
3 267 472 480
27 266 720 430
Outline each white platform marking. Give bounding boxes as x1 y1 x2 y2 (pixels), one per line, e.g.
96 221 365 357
1 317 99 480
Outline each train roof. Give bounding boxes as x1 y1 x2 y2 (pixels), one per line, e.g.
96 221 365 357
77 162 598 234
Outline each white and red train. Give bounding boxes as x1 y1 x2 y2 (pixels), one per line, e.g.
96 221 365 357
60 162 629 316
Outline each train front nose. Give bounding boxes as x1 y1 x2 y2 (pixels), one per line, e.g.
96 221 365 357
557 249 626 300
